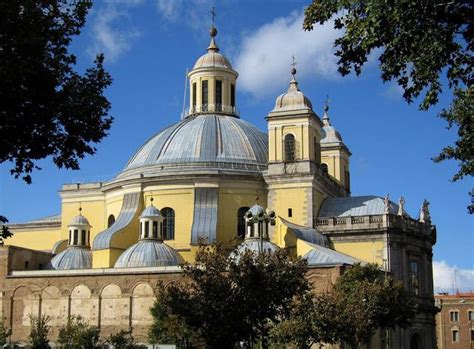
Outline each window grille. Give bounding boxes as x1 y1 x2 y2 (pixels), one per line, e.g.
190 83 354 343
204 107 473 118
162 207 175 240
284 134 296 161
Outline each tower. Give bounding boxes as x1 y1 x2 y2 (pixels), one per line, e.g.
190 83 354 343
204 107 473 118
264 66 348 229
320 103 351 192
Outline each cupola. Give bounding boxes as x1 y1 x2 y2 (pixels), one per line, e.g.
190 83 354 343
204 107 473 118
114 199 183 268
47 208 92 270
186 11 239 118
272 67 313 113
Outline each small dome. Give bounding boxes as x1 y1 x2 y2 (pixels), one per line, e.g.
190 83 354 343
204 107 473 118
193 51 233 70
272 79 313 112
248 204 266 217
114 240 183 268
68 214 91 227
231 238 280 262
47 246 92 270
140 205 162 219
321 111 343 144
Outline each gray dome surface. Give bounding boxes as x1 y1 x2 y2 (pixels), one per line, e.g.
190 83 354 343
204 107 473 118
231 238 280 262
140 205 162 219
69 214 90 227
47 246 92 270
114 240 183 268
118 114 268 178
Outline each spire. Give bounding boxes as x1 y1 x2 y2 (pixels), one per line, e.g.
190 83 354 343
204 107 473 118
288 55 300 92
207 7 219 52
323 95 330 126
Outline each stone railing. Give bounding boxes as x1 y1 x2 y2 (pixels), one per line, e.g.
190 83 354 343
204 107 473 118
315 214 431 235
182 104 239 118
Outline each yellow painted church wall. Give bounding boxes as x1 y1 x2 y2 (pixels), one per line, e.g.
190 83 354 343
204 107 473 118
332 241 385 265
269 183 313 227
61 198 106 243
6 227 61 251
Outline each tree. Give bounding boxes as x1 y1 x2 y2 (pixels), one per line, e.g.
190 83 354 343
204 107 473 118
108 330 144 349
149 244 309 349
0 322 12 347
304 0 473 200
0 0 113 184
0 215 13 246
29 314 50 349
57 315 100 349
272 264 416 348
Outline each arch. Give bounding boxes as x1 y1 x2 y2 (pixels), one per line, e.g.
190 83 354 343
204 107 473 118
410 333 423 349
100 284 129 328
237 207 250 239
107 214 115 228
162 207 175 240
70 284 97 325
131 283 155 326
12 286 39 330
41 286 67 327
284 133 296 161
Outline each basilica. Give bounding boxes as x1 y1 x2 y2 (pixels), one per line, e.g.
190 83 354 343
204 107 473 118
1 22 437 348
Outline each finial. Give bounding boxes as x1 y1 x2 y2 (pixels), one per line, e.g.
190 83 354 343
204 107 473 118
150 197 154 205
255 196 259 203
398 196 405 216
290 54 297 78
383 194 390 214
324 95 330 113
79 206 82 213
209 7 217 37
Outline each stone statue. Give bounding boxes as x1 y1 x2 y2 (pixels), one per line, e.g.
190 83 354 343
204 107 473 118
398 196 405 216
419 199 431 222
384 194 390 214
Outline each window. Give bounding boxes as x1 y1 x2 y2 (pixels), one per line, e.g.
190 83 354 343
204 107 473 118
201 80 208 109
288 208 293 218
153 221 158 239
471 329 474 342
468 310 474 321
144 221 149 238
38 263 43 270
409 260 419 295
231 84 235 107
284 134 296 161
162 207 175 240
237 207 250 239
345 170 351 191
321 163 329 174
24 261 29 269
107 214 115 228
192 82 196 109
450 311 459 322
452 329 459 342
73 229 78 245
81 230 86 245
215 80 222 111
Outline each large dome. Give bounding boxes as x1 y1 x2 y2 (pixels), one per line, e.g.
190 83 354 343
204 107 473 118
118 114 268 178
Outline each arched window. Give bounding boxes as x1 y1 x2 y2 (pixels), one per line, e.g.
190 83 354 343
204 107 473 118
284 134 296 161
321 163 328 174
237 207 250 239
107 214 115 228
201 80 208 110
162 207 175 240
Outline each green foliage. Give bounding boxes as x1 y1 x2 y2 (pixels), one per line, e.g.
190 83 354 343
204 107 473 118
29 314 50 349
0 215 13 246
271 264 416 348
108 330 145 349
304 0 473 191
0 0 113 184
57 315 99 349
0 322 12 347
149 243 309 349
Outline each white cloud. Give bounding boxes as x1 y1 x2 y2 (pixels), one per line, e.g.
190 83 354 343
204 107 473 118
155 0 212 31
381 81 405 100
433 260 474 293
89 3 142 62
234 11 341 98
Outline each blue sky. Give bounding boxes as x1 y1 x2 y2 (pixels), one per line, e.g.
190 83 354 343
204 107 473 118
1 0 472 291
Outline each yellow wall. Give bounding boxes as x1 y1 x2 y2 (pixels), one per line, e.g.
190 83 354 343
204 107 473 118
321 148 350 189
93 248 125 269
6 227 61 251
61 198 106 243
332 241 385 265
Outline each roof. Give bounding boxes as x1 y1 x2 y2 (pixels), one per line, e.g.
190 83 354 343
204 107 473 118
280 217 329 247
26 214 61 224
303 242 363 266
68 214 91 227
191 188 218 245
272 78 313 112
140 205 162 219
193 50 233 70
231 238 280 262
318 195 408 217
118 114 268 178
114 240 183 268
47 246 92 270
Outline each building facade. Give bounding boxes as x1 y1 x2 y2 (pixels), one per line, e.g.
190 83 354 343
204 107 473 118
1 22 437 348
435 292 474 348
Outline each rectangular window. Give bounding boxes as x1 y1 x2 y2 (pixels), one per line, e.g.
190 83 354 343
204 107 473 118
471 329 474 341
288 208 293 217
39 263 43 270
202 80 208 110
192 82 196 109
450 311 459 322
468 310 474 321
452 330 459 342
153 222 158 239
81 230 86 245
144 221 149 238
73 229 78 245
24 261 29 269
215 80 222 111
231 84 235 107
409 260 419 295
